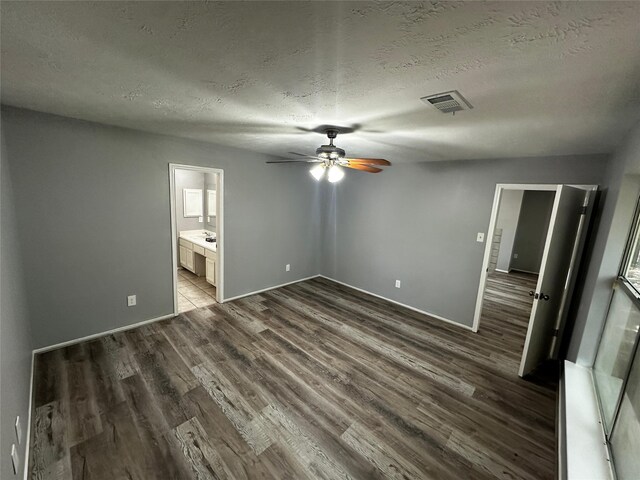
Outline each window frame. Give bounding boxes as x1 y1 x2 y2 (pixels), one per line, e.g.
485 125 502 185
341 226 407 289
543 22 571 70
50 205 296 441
591 192 640 480
619 194 640 292
601 277 640 437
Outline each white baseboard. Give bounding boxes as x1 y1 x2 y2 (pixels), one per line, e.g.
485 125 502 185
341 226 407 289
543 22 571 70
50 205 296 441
32 313 176 354
318 275 473 331
35 274 322 353
35 275 323 355
23 351 35 480
33 274 471 352
223 275 321 303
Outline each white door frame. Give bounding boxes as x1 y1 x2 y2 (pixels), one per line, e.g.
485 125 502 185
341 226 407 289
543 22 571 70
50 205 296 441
472 183 560 332
169 163 225 315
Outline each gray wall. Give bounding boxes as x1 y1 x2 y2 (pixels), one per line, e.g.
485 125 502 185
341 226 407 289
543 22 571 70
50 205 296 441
495 189 523 272
321 155 608 328
510 190 556 274
1 106 321 348
175 168 205 233
567 120 640 365
1 125 33 478
1 103 633 369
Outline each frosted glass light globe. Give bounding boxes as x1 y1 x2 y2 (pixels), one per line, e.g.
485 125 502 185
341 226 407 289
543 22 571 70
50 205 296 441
310 164 325 180
327 165 345 183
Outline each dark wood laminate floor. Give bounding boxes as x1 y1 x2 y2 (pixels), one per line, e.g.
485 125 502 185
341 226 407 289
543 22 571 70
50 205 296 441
29 277 556 480
480 271 539 374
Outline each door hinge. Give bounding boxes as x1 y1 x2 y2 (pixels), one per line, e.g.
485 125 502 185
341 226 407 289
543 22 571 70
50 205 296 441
552 328 560 337
580 205 588 215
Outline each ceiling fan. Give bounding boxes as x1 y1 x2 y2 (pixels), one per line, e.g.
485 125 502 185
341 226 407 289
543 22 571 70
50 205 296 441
266 128 391 182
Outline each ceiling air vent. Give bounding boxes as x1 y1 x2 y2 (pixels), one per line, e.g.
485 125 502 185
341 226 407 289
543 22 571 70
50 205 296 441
420 90 473 114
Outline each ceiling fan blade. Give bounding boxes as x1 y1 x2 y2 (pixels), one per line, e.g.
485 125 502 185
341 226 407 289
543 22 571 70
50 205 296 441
344 158 391 166
288 151 318 159
266 160 321 164
345 164 383 173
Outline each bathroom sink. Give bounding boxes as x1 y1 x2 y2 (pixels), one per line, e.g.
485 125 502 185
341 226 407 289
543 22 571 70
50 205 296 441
181 232 217 252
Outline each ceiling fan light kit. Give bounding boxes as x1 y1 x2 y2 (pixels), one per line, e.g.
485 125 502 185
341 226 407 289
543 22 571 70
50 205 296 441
310 164 325 181
327 165 345 183
267 127 391 182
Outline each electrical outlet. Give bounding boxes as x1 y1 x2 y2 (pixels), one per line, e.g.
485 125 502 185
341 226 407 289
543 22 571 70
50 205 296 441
15 416 21 445
513 253 519 259
395 280 401 288
476 232 485 243
11 444 19 475
285 264 291 272
198 216 203 223
127 295 137 307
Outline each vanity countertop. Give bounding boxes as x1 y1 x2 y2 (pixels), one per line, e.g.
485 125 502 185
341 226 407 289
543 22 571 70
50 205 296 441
180 230 217 253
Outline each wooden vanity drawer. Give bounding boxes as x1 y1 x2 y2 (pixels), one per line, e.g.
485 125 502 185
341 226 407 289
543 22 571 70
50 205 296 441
193 245 205 256
205 249 216 259
179 238 193 250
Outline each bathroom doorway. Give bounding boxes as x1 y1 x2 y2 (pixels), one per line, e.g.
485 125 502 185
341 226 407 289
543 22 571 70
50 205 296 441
169 164 224 314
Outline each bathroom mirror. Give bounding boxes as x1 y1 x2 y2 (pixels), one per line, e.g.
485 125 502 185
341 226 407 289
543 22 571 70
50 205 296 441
183 188 203 217
207 189 217 217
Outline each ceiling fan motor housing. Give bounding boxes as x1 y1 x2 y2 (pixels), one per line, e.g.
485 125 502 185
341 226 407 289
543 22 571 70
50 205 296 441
316 144 345 159
316 128 346 159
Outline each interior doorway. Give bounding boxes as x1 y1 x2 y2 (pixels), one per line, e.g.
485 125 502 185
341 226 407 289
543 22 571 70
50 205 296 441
474 184 597 377
169 164 224 315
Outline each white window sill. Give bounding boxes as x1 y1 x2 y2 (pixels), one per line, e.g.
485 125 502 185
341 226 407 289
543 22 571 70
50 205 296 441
561 360 613 480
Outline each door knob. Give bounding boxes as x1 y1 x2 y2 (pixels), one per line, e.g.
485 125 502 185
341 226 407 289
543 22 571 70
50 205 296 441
529 291 534 296
540 293 550 301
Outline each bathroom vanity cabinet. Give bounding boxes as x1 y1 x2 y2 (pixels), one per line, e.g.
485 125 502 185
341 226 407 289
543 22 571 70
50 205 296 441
179 233 217 287
205 253 216 286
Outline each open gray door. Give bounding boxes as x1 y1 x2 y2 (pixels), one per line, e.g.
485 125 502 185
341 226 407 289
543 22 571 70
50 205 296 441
519 185 591 377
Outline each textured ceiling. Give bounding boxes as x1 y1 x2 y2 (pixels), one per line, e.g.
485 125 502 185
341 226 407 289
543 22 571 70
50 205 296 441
2 1 640 163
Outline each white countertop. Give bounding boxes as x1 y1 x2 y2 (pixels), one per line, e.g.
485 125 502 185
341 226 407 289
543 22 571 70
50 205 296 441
180 230 217 253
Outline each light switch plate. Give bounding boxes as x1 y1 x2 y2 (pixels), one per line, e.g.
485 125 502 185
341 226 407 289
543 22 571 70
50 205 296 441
476 232 485 243
395 280 401 288
127 295 137 307
285 264 291 272
15 416 21 445
11 444 19 475
198 216 203 223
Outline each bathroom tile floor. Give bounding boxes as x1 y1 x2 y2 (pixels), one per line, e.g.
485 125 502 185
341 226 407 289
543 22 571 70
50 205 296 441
177 268 216 312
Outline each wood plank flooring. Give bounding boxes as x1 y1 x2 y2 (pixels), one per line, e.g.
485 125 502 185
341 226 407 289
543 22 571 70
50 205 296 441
481 271 539 373
29 276 557 480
